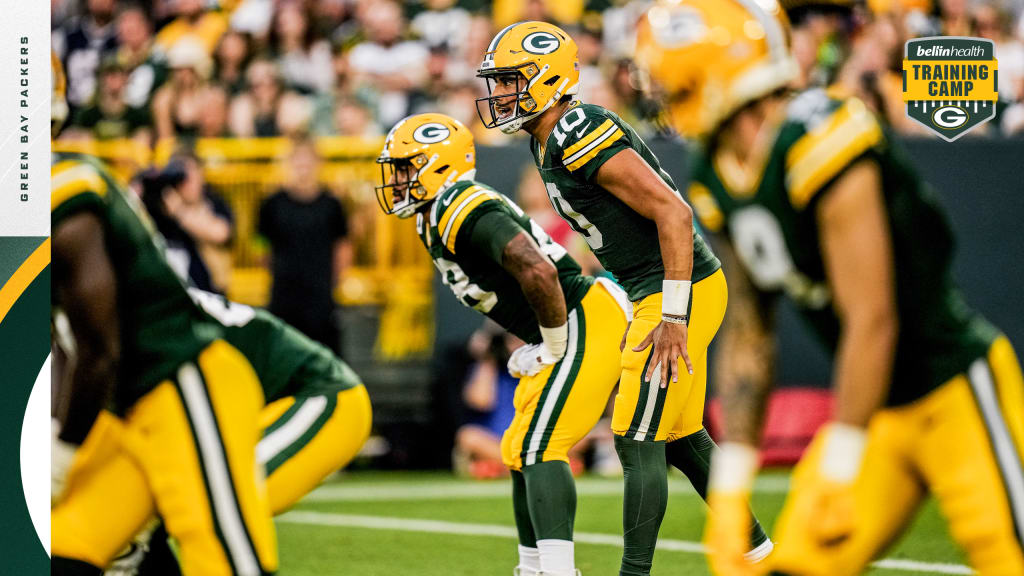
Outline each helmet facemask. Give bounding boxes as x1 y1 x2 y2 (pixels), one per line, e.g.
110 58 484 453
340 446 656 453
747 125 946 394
476 63 552 134
375 154 433 219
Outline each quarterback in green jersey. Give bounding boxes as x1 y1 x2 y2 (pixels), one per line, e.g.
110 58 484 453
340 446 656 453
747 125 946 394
377 112 631 576
476 21 771 576
50 56 278 575
639 1 1024 575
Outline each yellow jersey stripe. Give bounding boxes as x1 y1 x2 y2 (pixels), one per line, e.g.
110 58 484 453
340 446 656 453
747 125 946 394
438 186 482 237
442 190 502 253
786 100 882 210
51 162 108 212
688 182 724 233
563 119 615 158
565 128 625 172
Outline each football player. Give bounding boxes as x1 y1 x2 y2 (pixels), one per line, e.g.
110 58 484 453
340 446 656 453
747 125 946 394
377 112 631 576
637 1 1024 574
106 288 373 575
475 22 772 576
50 55 278 575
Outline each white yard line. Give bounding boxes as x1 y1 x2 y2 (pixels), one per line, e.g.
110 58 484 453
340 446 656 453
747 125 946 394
277 511 973 575
304 474 791 502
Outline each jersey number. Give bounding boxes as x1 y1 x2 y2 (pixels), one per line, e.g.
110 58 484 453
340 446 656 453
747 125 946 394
188 288 257 327
551 108 587 148
433 258 499 313
545 182 604 250
728 206 829 308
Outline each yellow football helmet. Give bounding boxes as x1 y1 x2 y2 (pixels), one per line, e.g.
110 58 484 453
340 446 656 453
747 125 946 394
52 51 69 138
635 0 799 140
476 21 580 134
376 113 476 218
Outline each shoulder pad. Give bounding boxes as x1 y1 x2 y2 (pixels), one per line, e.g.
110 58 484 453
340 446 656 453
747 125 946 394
436 182 503 253
51 159 108 213
785 97 883 210
554 105 626 172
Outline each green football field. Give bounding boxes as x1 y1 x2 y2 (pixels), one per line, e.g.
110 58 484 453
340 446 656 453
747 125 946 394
273 470 970 575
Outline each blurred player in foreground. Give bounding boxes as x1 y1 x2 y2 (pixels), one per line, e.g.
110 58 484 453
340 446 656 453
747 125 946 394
637 1 1024 574
475 21 772 576
50 54 278 575
112 288 372 575
377 112 630 576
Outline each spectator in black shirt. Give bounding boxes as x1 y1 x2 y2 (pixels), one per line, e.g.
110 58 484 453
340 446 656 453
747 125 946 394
258 137 350 355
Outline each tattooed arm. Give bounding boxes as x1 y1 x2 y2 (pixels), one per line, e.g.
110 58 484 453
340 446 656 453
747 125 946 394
713 238 777 445
501 232 568 329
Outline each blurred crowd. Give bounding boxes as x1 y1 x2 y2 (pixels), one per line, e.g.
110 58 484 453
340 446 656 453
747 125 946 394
52 0 1024 149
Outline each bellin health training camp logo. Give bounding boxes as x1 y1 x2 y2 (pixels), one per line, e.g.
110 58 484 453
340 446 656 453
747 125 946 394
903 37 998 141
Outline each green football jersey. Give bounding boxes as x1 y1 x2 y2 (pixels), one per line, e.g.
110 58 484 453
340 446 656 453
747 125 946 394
687 90 998 407
531 102 720 302
51 152 221 413
418 180 593 344
187 288 361 402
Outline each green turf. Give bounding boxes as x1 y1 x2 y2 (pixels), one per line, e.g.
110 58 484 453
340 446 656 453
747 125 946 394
275 470 967 575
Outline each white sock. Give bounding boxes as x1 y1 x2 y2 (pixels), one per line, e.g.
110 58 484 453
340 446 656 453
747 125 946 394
537 539 575 575
516 544 540 575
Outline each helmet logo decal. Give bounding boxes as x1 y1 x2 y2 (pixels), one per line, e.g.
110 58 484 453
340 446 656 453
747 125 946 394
522 32 560 55
413 123 451 144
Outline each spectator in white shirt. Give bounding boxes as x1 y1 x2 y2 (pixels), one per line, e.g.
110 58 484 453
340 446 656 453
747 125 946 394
348 0 428 127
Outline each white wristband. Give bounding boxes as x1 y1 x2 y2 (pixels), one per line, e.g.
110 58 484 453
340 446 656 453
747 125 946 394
819 422 867 483
662 280 691 316
539 322 568 359
709 442 760 493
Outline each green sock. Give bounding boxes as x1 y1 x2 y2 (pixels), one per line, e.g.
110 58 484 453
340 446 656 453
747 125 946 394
522 460 576 541
615 435 668 576
512 470 538 547
665 428 770 548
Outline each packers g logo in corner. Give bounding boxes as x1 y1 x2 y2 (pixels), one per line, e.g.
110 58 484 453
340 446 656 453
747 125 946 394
522 32 560 55
902 37 998 142
413 123 450 144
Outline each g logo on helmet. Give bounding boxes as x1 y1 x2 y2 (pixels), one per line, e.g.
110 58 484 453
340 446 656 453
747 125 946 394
413 123 451 144
522 32 560 55
932 105 969 130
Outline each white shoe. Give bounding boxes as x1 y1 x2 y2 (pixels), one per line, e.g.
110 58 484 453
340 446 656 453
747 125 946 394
105 522 158 576
104 540 148 576
744 538 774 563
535 571 582 576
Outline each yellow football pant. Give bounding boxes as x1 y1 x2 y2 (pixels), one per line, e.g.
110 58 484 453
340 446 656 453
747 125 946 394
502 278 629 470
51 340 278 575
771 336 1024 576
258 385 372 513
612 269 727 442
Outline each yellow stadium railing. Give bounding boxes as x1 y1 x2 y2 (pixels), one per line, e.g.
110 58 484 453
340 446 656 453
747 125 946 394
53 136 435 359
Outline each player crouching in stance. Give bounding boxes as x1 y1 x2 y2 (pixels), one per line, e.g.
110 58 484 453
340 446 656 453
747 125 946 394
104 289 373 575
638 0 1024 574
377 113 630 576
475 21 772 576
50 55 278 575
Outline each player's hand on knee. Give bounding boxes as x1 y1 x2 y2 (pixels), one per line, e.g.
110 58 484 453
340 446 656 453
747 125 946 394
507 343 561 378
634 320 692 386
811 423 867 546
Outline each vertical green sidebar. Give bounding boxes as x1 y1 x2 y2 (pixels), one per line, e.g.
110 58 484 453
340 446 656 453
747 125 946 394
0 236 52 572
